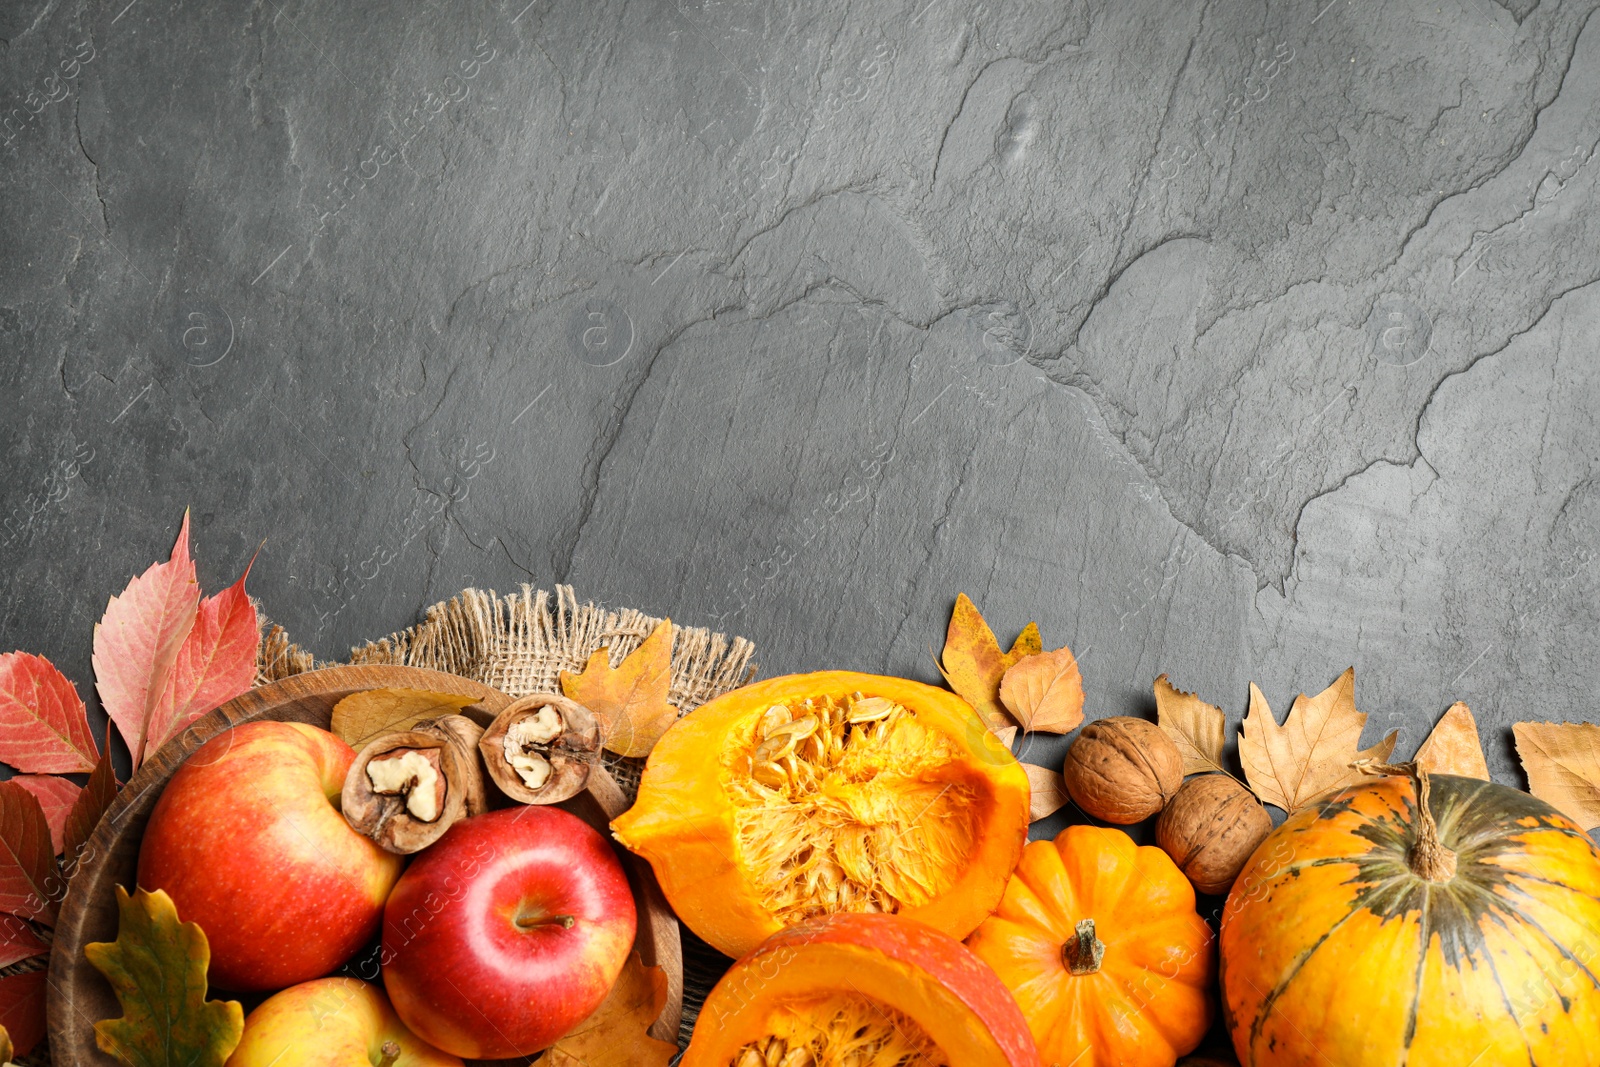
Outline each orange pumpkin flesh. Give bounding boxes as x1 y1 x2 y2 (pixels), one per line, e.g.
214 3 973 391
682 913 1042 1067
966 825 1215 1067
611 671 1030 958
1222 772 1600 1067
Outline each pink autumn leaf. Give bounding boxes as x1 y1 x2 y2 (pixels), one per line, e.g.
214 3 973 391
92 512 199 770
0 653 97 774
144 558 259 756
11 776 81 855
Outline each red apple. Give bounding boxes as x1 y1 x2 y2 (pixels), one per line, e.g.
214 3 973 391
138 721 403 991
226 977 461 1067
380 806 637 1058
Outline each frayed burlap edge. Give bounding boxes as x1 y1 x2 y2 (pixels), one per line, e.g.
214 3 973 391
254 584 758 800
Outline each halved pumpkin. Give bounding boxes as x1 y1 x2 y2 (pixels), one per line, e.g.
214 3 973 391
611 671 1030 958
681 913 1041 1067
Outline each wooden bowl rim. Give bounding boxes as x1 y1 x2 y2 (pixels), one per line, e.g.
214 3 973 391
46 664 681 1064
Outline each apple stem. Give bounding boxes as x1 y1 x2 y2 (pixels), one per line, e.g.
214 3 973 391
377 1040 401 1067
516 913 577 931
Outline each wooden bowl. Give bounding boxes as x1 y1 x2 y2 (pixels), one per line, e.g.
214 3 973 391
48 665 682 1064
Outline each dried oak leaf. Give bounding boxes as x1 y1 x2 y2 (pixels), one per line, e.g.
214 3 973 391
937 593 1041 733
93 513 200 771
143 560 259 760
999 646 1085 734
1154 674 1229 778
1514 722 1600 831
1415 702 1489 781
1238 668 1396 814
0 783 58 925
534 952 677 1067
0 971 46 1057
64 731 119 862
560 620 679 759
0 652 98 774
85 886 244 1067
1023 763 1070 822
329 688 480 751
11 776 80 855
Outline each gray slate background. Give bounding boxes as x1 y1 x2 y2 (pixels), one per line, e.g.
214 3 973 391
3 0 1598 803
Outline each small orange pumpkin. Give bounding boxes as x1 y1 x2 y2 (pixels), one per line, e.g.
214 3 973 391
682 913 1042 1067
1222 769 1600 1067
611 671 1030 958
966 824 1216 1067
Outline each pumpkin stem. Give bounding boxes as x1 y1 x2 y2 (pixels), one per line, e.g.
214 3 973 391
1355 760 1457 882
1064 918 1106 975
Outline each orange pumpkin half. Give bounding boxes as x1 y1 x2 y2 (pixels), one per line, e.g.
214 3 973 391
966 825 1215 1067
1222 770 1600 1067
682 913 1041 1067
611 671 1029 957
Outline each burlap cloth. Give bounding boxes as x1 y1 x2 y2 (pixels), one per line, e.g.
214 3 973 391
30 585 754 1065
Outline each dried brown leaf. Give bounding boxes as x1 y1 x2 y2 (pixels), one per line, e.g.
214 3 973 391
1238 668 1396 813
1415 702 1489 781
534 952 677 1067
1154 674 1229 778
1022 763 1070 822
560 620 679 758
936 593 1040 733
328 688 480 751
1515 722 1600 830
999 647 1084 734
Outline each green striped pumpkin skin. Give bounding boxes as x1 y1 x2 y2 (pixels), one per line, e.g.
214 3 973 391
1221 773 1600 1067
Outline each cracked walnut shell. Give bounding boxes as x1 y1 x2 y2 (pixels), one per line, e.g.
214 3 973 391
1060 716 1184 824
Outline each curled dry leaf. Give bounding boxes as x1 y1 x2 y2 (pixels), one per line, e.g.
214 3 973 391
1022 762 1070 822
999 646 1085 734
0 652 97 774
85 886 244 1067
92 513 199 771
1154 674 1230 778
480 694 600 805
10 775 80 855
343 715 486 854
937 593 1041 734
1514 722 1600 831
560 620 678 758
0 782 58 925
1238 668 1397 814
1414 701 1489 780
329 687 481 751
534 952 677 1067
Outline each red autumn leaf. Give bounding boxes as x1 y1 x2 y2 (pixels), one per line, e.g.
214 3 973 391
144 561 259 757
0 915 48 969
0 782 59 925
93 513 200 770
0 652 98 773
0 969 48 1055
11 775 81 855
64 731 118 863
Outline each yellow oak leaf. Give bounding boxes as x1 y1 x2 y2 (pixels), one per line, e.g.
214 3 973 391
999 646 1085 734
534 952 677 1067
1514 722 1600 830
1154 674 1229 778
1415 702 1489 780
561 620 679 758
1238 668 1396 813
84 886 243 1067
936 593 1040 733
329 688 480 750
1022 763 1070 822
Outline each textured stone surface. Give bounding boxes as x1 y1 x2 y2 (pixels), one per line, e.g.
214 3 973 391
3 0 1598 806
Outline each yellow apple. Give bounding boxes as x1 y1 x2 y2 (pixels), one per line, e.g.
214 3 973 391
225 977 461 1067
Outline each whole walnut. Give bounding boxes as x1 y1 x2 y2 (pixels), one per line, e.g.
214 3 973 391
1061 717 1184 824
1156 773 1272 895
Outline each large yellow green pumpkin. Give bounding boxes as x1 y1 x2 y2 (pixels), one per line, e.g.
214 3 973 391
1221 769 1600 1067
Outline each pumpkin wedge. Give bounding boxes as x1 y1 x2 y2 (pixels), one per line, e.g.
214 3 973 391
966 825 1215 1067
681 913 1041 1067
1222 767 1600 1067
611 671 1030 958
